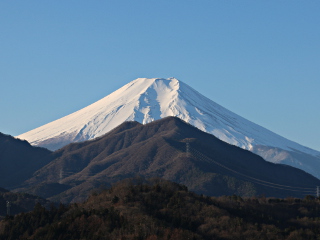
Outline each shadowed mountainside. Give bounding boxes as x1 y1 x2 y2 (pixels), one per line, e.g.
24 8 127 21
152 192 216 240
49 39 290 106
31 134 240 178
15 117 320 203
0 133 52 189
0 187 50 218
16 78 320 180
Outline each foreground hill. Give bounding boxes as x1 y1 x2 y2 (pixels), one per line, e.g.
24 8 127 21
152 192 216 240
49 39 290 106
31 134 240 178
1 178 320 240
16 117 320 203
17 78 320 179
0 133 51 189
0 187 49 219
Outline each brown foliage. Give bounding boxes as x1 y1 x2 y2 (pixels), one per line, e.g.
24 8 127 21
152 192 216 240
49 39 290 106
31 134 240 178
2 178 320 239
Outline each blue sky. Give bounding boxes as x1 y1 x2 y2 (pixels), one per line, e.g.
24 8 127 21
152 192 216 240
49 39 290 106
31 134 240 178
1 1 320 151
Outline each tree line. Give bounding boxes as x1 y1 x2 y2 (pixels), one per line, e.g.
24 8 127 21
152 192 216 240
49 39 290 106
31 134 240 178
0 178 320 239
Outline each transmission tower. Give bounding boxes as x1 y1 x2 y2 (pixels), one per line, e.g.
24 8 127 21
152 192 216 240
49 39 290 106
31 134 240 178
59 169 64 184
6 201 11 216
186 142 190 157
182 138 196 158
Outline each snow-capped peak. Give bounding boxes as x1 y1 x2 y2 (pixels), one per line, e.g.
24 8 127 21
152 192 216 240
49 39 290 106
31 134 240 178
17 77 320 178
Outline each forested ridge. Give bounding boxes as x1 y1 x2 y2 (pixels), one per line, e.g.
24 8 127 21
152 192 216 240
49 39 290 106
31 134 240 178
1 178 320 240
0 188 49 218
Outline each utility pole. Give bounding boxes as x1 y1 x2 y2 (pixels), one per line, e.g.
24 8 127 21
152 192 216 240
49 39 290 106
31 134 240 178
6 201 11 216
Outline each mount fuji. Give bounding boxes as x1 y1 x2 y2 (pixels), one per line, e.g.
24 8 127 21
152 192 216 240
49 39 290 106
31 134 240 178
17 78 320 178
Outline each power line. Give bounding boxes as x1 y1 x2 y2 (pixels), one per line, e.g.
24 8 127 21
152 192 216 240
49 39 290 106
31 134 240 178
192 147 314 190
181 142 317 194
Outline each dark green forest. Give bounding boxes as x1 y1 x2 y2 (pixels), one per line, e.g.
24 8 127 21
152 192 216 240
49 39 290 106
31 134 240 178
1 178 320 240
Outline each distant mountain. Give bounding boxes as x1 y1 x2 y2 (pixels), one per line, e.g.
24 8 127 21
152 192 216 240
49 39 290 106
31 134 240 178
0 132 51 189
16 78 320 179
16 117 320 203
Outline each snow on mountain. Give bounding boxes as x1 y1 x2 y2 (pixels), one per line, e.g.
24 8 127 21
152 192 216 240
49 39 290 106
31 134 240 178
17 78 320 178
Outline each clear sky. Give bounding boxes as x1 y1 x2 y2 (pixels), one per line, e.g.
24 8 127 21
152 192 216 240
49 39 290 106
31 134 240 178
1 1 319 151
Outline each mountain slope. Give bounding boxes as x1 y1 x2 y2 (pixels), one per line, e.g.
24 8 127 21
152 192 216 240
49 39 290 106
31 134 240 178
17 117 320 203
0 187 50 218
0 132 52 189
16 78 320 178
